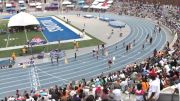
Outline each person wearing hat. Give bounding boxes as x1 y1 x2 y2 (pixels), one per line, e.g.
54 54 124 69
147 70 160 101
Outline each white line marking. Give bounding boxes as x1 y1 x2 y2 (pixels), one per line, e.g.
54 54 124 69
5 33 10 47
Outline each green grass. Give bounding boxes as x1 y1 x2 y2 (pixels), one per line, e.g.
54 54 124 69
8 31 27 47
0 34 8 48
0 16 104 58
0 20 9 48
8 31 45 47
0 20 8 30
0 37 104 58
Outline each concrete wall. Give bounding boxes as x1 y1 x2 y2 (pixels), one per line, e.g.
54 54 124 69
158 93 179 101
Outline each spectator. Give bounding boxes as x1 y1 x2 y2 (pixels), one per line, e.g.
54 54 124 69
141 78 149 93
135 83 145 101
147 70 160 101
110 84 122 101
86 95 95 101
101 88 109 100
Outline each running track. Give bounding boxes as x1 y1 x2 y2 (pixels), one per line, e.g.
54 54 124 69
0 15 167 98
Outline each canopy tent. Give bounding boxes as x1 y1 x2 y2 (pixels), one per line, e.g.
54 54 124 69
29 2 36 7
8 12 40 27
100 6 109 9
94 0 105 2
36 2 42 6
66 5 75 8
92 1 98 5
36 5 42 9
19 0 25 4
107 0 113 3
62 1 72 5
6 4 12 7
82 5 89 8
90 2 110 9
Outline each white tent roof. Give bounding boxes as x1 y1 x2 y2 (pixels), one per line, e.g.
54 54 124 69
100 6 109 9
29 2 36 7
66 5 75 7
92 1 98 5
36 5 42 9
94 0 105 2
8 12 40 27
83 5 89 8
62 1 72 5
19 0 25 4
36 2 42 6
107 0 113 3
6 4 12 7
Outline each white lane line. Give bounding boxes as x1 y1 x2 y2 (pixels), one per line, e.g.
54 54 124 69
6 33 10 47
24 27 28 42
37 68 68 82
0 86 30 95
0 81 31 90
40 30 49 43
29 69 33 91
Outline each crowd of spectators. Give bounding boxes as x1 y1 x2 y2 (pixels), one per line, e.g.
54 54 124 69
2 1 180 101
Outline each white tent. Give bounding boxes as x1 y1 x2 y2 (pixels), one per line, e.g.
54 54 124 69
6 4 12 7
107 0 113 4
83 5 89 8
19 0 25 4
62 1 72 5
94 0 105 3
66 5 75 8
36 2 42 6
92 1 99 5
8 12 39 27
29 2 36 7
